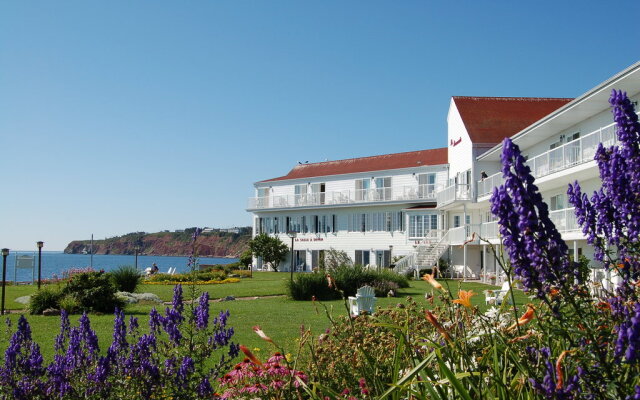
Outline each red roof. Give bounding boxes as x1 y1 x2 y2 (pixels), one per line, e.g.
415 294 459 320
453 96 573 144
259 148 447 183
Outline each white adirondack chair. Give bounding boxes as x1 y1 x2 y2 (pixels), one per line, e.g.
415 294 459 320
348 285 377 316
485 280 511 305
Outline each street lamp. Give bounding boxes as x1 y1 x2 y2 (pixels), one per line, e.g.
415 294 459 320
287 231 297 282
1 248 8 316
134 245 140 272
389 245 393 269
37 241 44 290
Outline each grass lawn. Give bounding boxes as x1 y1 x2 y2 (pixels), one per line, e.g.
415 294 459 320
0 273 533 362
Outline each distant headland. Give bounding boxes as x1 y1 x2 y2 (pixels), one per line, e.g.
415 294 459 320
64 227 251 258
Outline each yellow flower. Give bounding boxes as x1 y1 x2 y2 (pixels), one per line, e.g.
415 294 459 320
285 353 292 362
422 274 444 291
452 290 476 308
253 347 261 352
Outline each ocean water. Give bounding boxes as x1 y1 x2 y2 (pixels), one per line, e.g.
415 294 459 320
2 251 238 282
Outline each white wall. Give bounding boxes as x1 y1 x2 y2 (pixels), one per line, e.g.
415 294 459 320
447 99 474 178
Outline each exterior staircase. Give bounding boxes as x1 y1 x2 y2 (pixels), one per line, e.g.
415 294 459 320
393 230 450 277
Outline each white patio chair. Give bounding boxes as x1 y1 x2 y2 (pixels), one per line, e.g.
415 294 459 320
348 285 377 316
485 280 511 305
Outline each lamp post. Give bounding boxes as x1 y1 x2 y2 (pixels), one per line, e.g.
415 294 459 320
37 241 44 290
134 245 140 272
1 249 8 316
388 245 393 269
287 231 297 282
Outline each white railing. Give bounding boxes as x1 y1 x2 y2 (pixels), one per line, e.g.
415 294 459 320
247 184 437 210
474 121 622 203
529 122 618 179
479 221 499 240
549 207 580 233
436 184 471 207
477 172 503 198
393 253 415 274
448 224 480 245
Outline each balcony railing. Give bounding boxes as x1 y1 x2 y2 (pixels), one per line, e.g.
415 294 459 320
477 172 503 198
247 184 437 210
479 221 499 240
529 124 617 179
436 184 471 207
476 120 625 201
448 224 480 245
549 207 580 233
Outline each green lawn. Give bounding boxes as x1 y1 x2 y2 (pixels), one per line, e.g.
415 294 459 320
0 273 532 362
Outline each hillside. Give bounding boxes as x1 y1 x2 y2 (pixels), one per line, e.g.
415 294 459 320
64 229 251 258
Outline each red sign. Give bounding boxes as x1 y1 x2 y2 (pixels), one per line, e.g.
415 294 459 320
295 238 324 242
450 137 462 147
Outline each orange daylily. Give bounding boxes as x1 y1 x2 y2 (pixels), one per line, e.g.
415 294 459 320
425 310 452 342
452 290 476 308
422 274 444 292
507 305 536 331
253 326 275 344
556 350 574 390
239 345 263 365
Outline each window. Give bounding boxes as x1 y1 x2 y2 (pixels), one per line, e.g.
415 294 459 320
566 132 580 142
465 215 471 225
355 250 370 266
430 214 438 230
417 174 436 198
332 215 337 233
295 184 307 206
550 194 565 211
355 179 370 201
313 215 319 233
285 217 291 232
375 250 391 267
375 177 392 200
360 214 367 232
302 216 307 233
311 183 326 205
453 215 461 228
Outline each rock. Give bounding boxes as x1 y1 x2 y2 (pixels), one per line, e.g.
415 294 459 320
14 296 31 305
43 308 60 316
222 296 235 301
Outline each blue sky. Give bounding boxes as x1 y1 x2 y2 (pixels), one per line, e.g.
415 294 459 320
1 1 639 250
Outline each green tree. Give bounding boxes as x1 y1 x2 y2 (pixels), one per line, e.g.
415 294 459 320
239 248 253 267
248 233 289 272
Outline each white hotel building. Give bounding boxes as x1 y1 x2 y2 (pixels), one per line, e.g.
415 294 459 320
247 62 640 286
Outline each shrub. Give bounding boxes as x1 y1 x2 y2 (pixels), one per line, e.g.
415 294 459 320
58 294 80 314
109 265 142 292
62 271 124 313
287 264 409 300
28 287 62 315
146 270 227 283
288 273 339 301
370 280 400 297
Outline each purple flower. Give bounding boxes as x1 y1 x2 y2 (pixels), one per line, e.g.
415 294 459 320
194 292 209 330
569 90 640 289
491 138 575 297
108 308 127 357
614 302 640 363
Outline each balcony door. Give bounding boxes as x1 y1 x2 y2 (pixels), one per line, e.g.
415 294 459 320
295 184 307 206
418 173 436 198
375 177 391 201
355 179 370 201
311 183 326 205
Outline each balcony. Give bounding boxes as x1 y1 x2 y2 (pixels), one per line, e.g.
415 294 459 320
477 120 622 201
247 184 437 210
448 224 481 245
479 221 499 240
477 172 503 198
549 207 580 233
528 124 617 179
435 184 471 208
